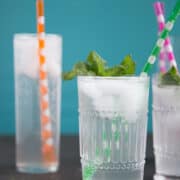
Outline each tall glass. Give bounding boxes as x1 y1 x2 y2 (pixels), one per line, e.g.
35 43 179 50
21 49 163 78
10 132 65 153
153 77 180 177
153 36 180 179
14 34 62 173
78 76 149 180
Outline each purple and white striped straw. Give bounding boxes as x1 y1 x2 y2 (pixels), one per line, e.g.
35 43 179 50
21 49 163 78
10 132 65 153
154 1 177 72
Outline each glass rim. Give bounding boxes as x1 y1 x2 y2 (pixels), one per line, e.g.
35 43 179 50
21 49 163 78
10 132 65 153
78 75 149 82
14 33 62 41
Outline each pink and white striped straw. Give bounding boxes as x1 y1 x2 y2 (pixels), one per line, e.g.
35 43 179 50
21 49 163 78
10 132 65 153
154 2 166 73
154 1 177 72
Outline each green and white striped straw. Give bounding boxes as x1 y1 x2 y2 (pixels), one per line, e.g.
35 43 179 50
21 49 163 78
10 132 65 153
83 1 180 180
141 0 180 75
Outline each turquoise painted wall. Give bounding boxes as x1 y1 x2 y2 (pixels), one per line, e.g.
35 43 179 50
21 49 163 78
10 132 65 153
0 0 179 134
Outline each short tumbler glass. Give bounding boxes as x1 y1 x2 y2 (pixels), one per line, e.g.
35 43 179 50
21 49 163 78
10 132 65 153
78 76 149 180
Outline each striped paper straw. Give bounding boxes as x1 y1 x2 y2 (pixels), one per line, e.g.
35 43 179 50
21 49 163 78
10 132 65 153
164 36 177 68
154 2 166 73
142 0 180 75
36 0 56 162
154 2 178 72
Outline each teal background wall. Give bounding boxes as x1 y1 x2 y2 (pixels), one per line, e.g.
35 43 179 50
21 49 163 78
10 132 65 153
0 0 179 134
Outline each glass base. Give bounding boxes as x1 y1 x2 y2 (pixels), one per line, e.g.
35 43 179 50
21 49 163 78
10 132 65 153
92 169 143 180
155 155 180 176
17 164 58 174
154 174 180 180
82 167 143 180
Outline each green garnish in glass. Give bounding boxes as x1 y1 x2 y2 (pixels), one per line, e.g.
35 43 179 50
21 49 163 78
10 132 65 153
160 66 180 85
63 51 136 80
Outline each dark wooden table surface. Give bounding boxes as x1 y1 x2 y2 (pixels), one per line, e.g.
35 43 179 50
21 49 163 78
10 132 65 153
0 135 155 180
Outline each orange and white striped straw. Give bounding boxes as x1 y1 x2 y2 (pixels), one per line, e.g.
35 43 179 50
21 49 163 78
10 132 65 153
36 0 56 163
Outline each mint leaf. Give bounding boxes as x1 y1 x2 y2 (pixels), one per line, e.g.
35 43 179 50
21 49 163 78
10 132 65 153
73 62 88 74
87 51 106 76
73 62 96 76
120 55 136 75
63 70 76 80
63 61 96 80
103 55 135 76
104 65 126 76
63 51 136 80
87 71 96 76
160 66 180 85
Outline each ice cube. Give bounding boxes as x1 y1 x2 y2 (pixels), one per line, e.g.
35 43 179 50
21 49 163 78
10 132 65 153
47 61 60 77
93 95 116 119
123 84 147 123
17 59 60 79
79 78 147 122
79 81 102 99
95 80 147 122
17 57 39 79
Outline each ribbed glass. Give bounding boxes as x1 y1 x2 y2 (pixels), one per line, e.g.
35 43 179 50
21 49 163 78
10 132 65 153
78 76 149 180
153 76 180 176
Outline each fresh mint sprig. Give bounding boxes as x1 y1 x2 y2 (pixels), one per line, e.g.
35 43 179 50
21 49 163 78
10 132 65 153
160 66 180 85
87 51 106 75
63 51 136 80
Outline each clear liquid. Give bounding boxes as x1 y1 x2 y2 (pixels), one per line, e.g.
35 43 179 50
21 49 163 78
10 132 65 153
80 116 146 180
83 167 143 180
153 82 180 177
78 77 149 180
15 74 60 173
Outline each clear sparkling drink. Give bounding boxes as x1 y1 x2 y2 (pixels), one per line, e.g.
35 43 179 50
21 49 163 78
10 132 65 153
153 76 180 177
78 76 149 180
14 34 62 173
